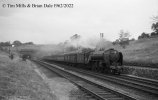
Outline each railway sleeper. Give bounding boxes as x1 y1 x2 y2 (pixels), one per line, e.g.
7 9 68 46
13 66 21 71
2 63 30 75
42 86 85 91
97 92 112 95
108 98 124 100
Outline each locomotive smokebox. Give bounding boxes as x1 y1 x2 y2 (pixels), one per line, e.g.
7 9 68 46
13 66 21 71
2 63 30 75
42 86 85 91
109 50 120 63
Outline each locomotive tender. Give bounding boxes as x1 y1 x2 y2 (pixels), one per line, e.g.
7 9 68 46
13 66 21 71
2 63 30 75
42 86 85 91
44 48 123 74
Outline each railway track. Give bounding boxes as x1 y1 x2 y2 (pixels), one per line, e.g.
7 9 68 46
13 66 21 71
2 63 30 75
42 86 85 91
33 60 136 100
43 61 158 99
64 66 158 96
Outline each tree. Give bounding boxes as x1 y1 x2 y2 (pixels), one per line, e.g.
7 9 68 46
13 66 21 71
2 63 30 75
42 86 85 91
138 32 150 39
152 15 158 22
150 32 157 37
0 41 11 46
12 40 22 46
23 42 34 45
130 38 135 41
151 22 158 34
119 30 130 40
70 34 81 41
112 39 120 45
151 14 158 36
118 30 131 48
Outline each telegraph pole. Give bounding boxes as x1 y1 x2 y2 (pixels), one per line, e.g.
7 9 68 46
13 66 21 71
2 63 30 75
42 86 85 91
100 33 104 51
9 41 11 54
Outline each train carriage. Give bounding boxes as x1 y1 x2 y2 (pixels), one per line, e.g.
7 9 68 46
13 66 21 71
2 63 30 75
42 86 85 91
64 53 77 63
57 55 64 61
77 52 85 64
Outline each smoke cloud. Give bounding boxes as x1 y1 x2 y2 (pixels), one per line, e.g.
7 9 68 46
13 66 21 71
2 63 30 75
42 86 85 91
34 35 113 58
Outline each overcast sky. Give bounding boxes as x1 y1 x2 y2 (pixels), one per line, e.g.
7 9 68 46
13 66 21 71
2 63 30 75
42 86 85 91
0 0 158 44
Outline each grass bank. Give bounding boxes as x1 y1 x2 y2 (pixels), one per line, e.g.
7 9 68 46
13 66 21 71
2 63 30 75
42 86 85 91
0 51 56 100
112 37 158 68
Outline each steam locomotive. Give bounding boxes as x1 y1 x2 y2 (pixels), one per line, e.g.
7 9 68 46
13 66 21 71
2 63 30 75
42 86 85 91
44 48 123 74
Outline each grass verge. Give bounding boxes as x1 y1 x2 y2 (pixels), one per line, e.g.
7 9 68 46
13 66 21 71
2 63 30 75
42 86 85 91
0 51 56 100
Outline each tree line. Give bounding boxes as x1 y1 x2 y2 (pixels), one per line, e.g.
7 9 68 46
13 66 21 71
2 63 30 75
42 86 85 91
138 15 158 39
113 15 158 48
0 40 34 47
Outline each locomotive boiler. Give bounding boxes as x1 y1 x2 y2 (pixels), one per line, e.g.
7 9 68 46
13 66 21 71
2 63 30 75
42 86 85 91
44 48 123 74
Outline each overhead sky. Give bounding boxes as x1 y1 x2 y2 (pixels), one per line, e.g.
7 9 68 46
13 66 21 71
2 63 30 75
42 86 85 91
0 0 158 44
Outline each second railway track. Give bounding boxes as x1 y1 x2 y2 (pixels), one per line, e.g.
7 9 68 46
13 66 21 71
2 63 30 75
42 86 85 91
42 60 158 100
63 65 158 96
33 60 136 100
